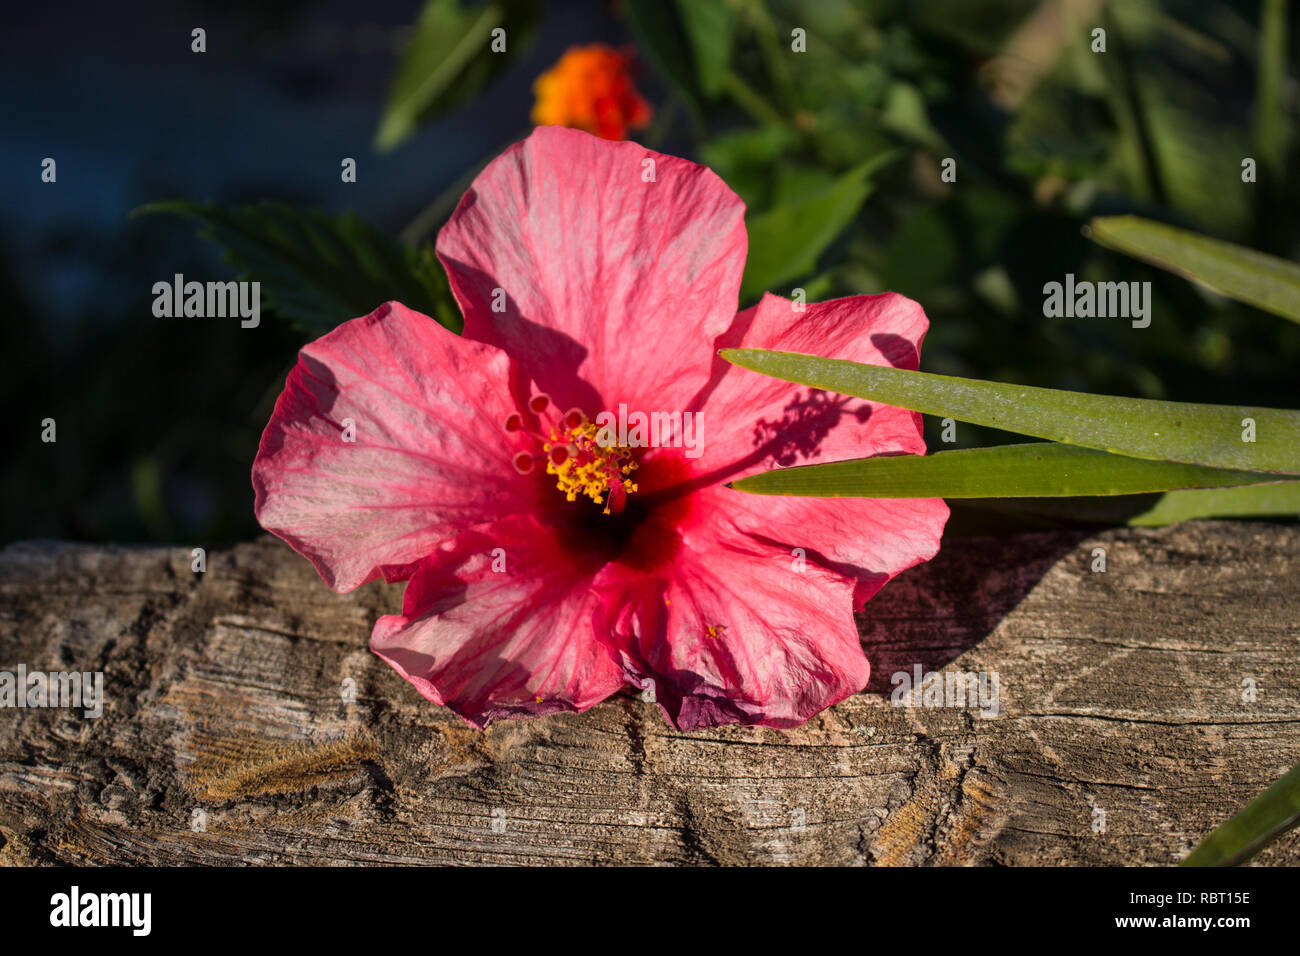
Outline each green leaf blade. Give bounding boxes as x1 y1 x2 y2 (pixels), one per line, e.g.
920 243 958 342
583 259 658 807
675 0 735 98
719 349 1300 475
1183 760 1300 867
375 0 536 153
729 443 1285 499
1129 482 1300 526
1087 215 1300 324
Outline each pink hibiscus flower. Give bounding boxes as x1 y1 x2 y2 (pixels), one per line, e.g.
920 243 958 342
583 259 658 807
252 126 948 731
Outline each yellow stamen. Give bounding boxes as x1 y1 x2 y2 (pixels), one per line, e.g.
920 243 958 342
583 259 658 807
544 421 638 508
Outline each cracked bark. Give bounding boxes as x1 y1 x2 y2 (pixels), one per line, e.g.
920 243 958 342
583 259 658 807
1 520 1297 865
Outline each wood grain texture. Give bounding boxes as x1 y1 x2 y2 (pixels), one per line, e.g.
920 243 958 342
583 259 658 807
1 521 1297 866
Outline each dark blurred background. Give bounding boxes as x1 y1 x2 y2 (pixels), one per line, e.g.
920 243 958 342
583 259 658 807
4 0 1298 545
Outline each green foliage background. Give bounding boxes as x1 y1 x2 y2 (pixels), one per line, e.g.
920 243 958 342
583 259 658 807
7 0 1298 544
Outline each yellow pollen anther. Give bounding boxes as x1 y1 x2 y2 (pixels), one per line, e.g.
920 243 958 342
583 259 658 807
544 421 638 510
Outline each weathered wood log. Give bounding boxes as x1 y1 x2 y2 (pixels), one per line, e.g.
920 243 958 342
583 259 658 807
1 521 1297 866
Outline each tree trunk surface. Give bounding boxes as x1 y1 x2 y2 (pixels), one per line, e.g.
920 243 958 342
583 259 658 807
1 521 1297 866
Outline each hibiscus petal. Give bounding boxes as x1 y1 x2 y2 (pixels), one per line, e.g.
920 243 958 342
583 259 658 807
691 291 933 475
371 514 624 727
252 301 546 593
594 514 869 730
695 484 947 609
656 292 949 607
436 125 747 415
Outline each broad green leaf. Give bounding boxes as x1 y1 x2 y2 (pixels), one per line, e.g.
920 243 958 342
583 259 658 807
675 0 735 98
728 443 1279 498
375 0 537 153
1087 215 1300 324
772 165 837 205
739 152 896 303
699 124 797 208
719 349 1300 475
1183 759 1300 866
136 201 457 333
1129 482 1300 526
880 80 945 151
700 124 797 172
